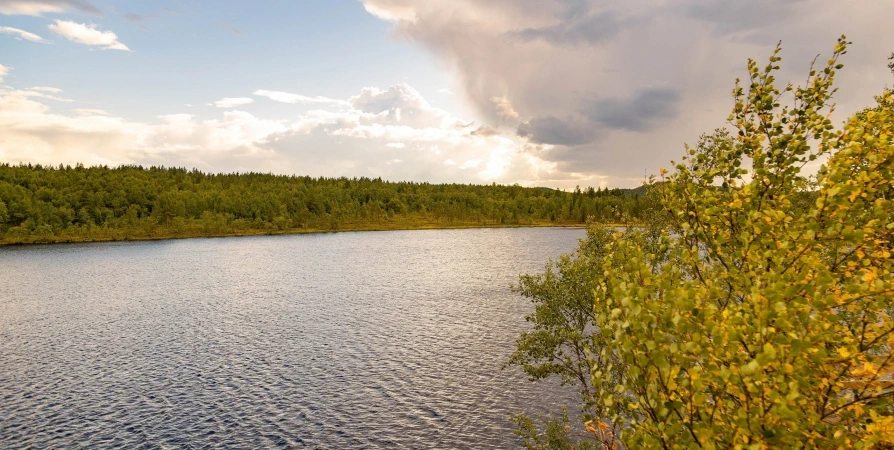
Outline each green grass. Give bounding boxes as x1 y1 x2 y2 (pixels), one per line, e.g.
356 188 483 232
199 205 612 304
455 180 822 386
0 217 603 246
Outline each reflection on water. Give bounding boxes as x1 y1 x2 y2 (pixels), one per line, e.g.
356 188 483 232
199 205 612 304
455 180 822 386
0 228 585 449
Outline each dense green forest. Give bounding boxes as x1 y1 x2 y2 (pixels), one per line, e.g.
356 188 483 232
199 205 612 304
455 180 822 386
0 163 649 245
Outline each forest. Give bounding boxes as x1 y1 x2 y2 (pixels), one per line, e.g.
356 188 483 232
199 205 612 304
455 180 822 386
0 163 650 245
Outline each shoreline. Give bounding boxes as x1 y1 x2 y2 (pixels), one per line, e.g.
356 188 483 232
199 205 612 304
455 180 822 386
0 222 601 247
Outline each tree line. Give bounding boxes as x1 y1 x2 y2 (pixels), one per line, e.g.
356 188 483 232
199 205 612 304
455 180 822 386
0 164 651 244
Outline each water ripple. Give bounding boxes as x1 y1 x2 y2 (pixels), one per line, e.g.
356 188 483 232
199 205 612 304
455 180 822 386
0 228 584 449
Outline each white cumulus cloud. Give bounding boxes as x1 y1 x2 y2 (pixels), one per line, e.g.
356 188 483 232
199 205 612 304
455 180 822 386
23 89 71 102
48 20 129 51
29 86 62 93
0 63 8 82
0 86 72 102
0 26 49 43
253 89 347 106
74 108 110 116
212 97 254 108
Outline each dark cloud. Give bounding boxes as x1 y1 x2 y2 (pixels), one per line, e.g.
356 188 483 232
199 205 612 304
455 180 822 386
683 0 806 42
511 10 622 46
517 115 598 145
557 0 594 21
514 86 680 145
586 86 681 132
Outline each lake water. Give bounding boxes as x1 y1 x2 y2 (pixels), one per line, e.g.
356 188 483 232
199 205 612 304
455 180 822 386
0 227 586 449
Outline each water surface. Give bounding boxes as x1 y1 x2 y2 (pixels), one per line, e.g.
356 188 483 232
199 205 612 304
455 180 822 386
0 227 585 448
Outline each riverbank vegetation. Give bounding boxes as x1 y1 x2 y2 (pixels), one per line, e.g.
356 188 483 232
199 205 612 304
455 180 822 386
0 165 651 245
512 39 894 448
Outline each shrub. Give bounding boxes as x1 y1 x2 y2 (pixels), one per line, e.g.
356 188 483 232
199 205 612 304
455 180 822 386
514 37 894 449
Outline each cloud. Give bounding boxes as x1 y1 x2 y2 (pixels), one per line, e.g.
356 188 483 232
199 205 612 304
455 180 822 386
471 125 500 137
347 83 462 129
119 7 178 29
48 20 130 51
0 86 289 170
74 108 110 116
253 89 347 106
511 10 624 46
1 74 595 185
361 0 894 184
517 115 598 145
491 95 519 120
0 26 50 43
122 12 144 22
146 111 287 157
0 88 147 167
10 87 72 102
0 0 102 16
29 86 62 93
362 1 417 22
212 97 254 108
0 85 72 102
0 64 7 82
585 86 681 132
683 0 806 43
121 12 151 30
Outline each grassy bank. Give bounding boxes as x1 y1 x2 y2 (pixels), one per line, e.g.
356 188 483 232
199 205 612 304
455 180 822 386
0 217 598 246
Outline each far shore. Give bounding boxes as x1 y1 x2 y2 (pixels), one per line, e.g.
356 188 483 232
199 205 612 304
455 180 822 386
0 221 608 247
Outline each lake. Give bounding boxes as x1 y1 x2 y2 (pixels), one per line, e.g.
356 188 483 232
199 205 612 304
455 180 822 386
0 227 586 449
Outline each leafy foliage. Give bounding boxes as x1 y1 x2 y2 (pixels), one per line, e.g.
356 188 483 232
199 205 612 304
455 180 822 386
510 219 670 449
510 225 623 448
514 38 894 448
513 409 600 450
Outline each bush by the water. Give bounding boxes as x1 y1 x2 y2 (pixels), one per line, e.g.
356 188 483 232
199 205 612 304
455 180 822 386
512 38 894 448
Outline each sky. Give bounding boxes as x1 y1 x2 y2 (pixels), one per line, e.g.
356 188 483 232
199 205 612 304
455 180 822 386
1 0 892 188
